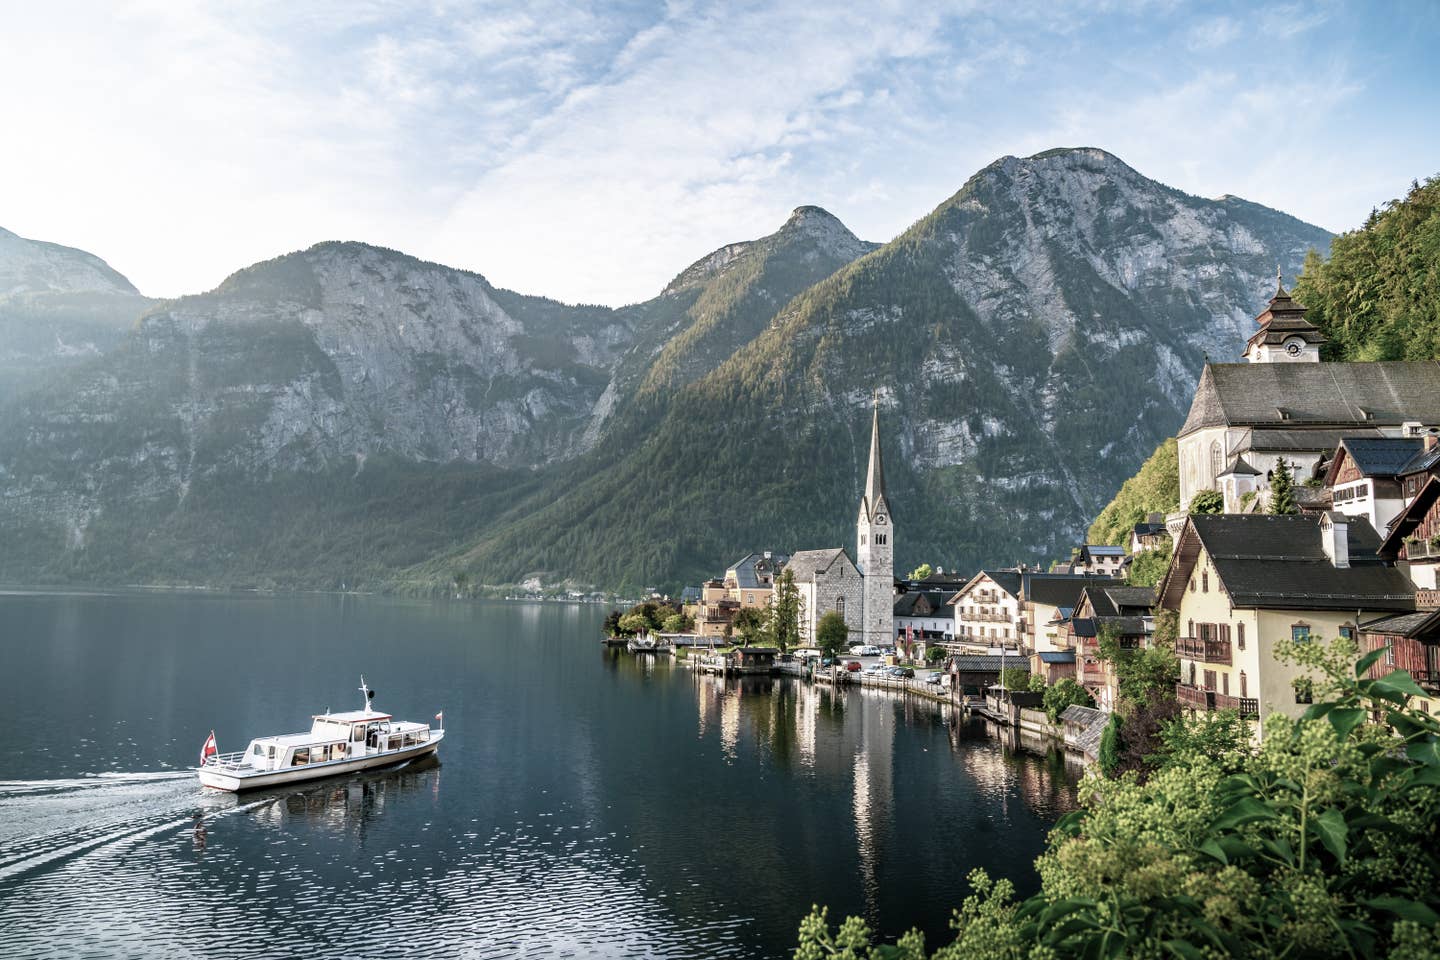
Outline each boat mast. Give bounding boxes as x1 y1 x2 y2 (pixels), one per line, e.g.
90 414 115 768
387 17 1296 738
359 676 373 715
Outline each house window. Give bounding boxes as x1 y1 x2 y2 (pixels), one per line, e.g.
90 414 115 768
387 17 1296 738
1386 644 1395 666
1210 440 1223 484
1294 678 1314 704
1222 673 1229 696
1189 577 1196 593
1339 624 1355 642
1292 624 1311 643
1187 619 1194 638
1189 662 1197 685
836 596 845 616
747 593 754 604
1240 671 1248 698
1203 669 1216 691
1202 571 1209 593
1237 623 1245 650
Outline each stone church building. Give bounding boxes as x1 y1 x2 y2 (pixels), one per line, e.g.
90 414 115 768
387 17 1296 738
784 396 897 648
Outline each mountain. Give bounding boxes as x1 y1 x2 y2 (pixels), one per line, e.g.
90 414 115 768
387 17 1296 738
416 148 1333 590
0 149 1335 590
0 210 876 587
0 226 155 400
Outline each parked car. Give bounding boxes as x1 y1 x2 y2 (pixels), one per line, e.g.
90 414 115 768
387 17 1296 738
849 644 868 655
863 662 888 674
859 644 882 657
887 666 915 679
926 671 943 685
843 660 862 672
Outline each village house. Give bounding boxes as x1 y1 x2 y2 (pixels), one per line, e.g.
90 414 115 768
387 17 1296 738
893 590 955 660
692 578 741 638
724 551 789 608
1072 544 1126 577
1174 280 1440 524
1021 574 1118 655
951 570 1024 650
1159 513 1415 730
1322 436 1430 536
1065 584 1157 712
1129 514 1170 554
784 548 864 645
1379 471 1440 602
1358 609 1440 714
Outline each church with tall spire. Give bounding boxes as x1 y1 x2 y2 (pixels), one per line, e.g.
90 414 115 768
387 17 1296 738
856 392 895 648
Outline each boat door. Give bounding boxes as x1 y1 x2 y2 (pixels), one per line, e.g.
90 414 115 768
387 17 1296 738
351 721 368 757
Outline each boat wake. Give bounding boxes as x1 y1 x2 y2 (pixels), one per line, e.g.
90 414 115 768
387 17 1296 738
0 768 263 884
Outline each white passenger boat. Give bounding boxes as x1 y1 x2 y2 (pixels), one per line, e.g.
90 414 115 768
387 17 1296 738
197 678 444 792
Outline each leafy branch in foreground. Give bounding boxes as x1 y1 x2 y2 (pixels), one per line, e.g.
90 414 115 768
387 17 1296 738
795 639 1440 958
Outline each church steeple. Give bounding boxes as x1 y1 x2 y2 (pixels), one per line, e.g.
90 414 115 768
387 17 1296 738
1242 272 1324 363
856 391 895 649
862 390 889 522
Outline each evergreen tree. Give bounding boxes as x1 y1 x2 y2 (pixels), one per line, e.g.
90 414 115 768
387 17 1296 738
1269 457 1298 515
765 568 803 653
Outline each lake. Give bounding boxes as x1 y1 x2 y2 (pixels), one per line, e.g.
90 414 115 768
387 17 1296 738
0 591 1079 958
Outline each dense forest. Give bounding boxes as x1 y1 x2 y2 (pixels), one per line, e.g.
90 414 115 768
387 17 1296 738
1294 175 1440 361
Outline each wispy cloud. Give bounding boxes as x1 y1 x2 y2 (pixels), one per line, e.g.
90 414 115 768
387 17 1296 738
0 0 1433 303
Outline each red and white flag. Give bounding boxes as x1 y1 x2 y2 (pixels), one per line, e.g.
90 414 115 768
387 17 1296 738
434 711 444 728
199 730 218 766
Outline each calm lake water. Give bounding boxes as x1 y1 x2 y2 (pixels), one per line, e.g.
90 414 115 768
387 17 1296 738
0 591 1079 958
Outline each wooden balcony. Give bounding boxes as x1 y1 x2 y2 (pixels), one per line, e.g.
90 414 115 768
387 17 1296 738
1176 683 1214 711
1406 540 1440 560
1176 636 1233 665
1417 588 1440 610
966 611 1012 623
1213 692 1259 717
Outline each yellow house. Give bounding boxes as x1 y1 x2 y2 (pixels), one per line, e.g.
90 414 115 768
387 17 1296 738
1159 513 1415 730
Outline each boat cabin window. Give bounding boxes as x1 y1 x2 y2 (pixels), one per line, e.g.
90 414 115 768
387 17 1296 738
292 748 310 766
352 724 365 742
252 744 264 757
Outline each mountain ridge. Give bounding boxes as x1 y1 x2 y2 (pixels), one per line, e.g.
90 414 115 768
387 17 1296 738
0 147 1334 591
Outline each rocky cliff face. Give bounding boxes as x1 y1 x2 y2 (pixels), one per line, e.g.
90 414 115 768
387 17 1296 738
0 227 154 400
426 148 1333 590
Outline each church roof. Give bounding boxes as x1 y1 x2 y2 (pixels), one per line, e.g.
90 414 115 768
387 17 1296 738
859 396 889 522
1219 454 1262 477
1179 362 1440 438
784 548 857 582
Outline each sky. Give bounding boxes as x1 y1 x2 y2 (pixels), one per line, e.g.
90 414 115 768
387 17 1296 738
2 0 1437 306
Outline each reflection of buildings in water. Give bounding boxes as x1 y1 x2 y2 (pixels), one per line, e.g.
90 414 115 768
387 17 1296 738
958 720 1082 817
794 680 818 768
720 685 741 760
850 689 894 927
248 758 441 832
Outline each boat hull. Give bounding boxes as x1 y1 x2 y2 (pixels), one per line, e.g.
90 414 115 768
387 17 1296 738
198 733 444 792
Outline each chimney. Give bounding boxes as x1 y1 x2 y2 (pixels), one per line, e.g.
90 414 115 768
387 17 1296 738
1427 429 1438 451
1321 512 1349 569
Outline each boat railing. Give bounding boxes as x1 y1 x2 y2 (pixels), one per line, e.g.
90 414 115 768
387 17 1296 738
201 750 249 769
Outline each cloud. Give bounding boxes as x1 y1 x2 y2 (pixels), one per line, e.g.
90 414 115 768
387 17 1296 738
0 0 1433 304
